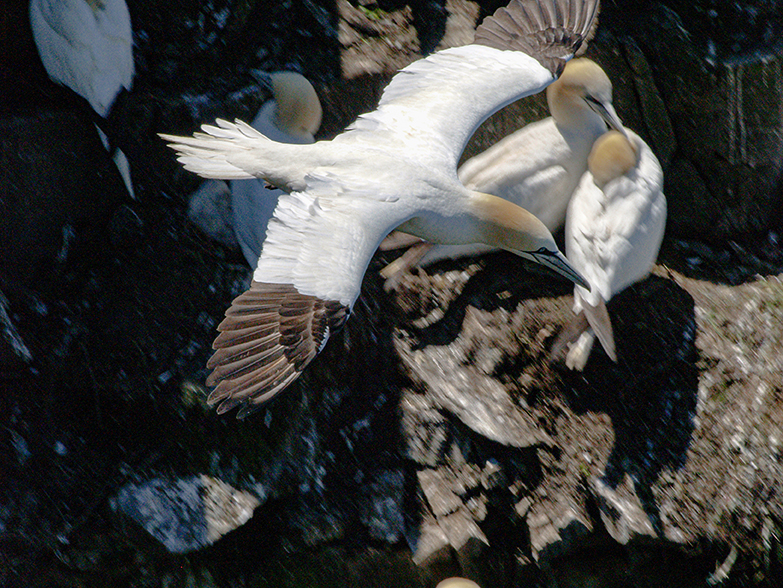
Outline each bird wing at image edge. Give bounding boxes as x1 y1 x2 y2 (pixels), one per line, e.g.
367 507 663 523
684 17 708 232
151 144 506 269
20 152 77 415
205 282 349 417
474 0 600 74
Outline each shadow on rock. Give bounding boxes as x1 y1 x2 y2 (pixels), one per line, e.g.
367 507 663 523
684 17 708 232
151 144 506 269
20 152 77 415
558 275 699 536
405 252 573 349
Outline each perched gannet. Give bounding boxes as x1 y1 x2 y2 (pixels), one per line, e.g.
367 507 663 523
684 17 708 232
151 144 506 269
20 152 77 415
559 129 666 370
232 73 322 265
436 579 481 588
162 0 600 417
381 57 624 279
29 0 135 196
187 73 323 264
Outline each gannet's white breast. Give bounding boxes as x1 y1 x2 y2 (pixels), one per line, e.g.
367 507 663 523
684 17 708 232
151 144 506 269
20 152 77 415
30 0 134 117
254 142 471 308
459 117 578 229
566 129 667 310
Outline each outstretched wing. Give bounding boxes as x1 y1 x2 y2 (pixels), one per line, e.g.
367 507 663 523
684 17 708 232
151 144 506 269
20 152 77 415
206 281 349 417
205 177 409 417
338 0 599 170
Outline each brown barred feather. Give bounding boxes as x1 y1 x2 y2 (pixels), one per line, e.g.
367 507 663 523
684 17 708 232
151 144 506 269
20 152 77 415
204 281 349 417
474 0 600 75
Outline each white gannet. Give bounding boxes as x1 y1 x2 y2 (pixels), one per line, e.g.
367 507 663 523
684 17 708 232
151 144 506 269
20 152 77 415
559 129 666 370
232 72 323 265
29 0 135 196
161 0 600 417
380 57 624 280
187 72 323 264
436 579 481 588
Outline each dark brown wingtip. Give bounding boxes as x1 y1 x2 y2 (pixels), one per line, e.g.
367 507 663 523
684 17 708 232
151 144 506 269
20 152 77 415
473 0 601 75
204 281 349 417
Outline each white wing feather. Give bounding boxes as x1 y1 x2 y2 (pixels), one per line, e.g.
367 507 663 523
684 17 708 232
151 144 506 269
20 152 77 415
340 45 554 172
255 173 414 307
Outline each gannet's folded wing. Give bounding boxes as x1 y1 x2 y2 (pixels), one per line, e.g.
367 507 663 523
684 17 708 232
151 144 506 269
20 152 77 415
340 0 599 169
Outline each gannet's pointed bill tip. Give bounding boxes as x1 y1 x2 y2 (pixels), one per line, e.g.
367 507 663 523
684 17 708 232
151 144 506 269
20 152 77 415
590 100 626 137
527 249 590 290
204 281 350 416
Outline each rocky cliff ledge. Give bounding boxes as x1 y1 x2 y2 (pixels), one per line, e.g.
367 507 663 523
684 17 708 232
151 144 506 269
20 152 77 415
1 1 782 586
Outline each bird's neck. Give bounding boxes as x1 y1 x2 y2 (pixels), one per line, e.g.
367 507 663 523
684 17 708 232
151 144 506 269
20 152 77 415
547 85 606 141
550 102 606 140
469 192 545 252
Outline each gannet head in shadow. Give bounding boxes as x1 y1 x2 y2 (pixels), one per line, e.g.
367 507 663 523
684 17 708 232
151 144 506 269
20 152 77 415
249 70 322 144
472 192 590 290
436 579 481 588
547 58 625 136
269 72 323 140
588 129 639 188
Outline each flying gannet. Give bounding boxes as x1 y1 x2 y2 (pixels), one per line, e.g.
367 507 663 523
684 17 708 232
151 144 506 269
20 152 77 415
162 0 600 417
559 129 667 370
29 0 135 196
380 57 624 282
187 72 323 264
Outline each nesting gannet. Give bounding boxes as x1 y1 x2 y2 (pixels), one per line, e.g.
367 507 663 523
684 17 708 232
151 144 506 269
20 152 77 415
231 73 323 265
560 129 666 370
162 0 600 417
436 579 481 588
381 57 624 279
29 0 135 196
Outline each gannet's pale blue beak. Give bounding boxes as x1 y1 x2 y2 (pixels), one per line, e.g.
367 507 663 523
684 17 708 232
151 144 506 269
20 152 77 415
523 248 590 290
586 98 627 137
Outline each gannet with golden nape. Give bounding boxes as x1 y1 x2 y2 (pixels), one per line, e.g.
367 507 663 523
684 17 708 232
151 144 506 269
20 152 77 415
381 57 624 279
161 0 600 417
231 72 322 265
436 579 481 588
29 0 135 196
188 72 323 264
559 129 667 370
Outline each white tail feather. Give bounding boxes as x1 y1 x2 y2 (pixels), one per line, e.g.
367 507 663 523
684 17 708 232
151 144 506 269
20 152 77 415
160 119 312 188
581 297 617 362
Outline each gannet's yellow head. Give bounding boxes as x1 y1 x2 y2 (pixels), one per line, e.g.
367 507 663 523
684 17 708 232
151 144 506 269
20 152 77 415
436 579 481 588
588 130 639 188
270 72 323 140
472 192 590 289
546 58 624 135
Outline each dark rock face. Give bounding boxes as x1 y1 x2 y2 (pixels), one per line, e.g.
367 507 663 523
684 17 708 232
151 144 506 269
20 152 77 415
596 2 783 240
2 1 783 587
